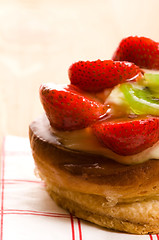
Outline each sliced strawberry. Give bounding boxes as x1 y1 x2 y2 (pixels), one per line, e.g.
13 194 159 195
68 60 141 92
92 116 159 156
39 83 107 131
112 36 159 70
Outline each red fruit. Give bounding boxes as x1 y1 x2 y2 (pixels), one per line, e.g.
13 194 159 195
112 36 159 70
92 116 159 156
68 60 141 92
39 83 107 131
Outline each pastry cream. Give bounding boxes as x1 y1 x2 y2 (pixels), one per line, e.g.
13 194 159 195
34 114 159 165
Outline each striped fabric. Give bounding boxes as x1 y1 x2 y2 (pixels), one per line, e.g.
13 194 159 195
0 136 157 240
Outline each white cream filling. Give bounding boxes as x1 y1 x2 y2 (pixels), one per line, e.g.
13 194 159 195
52 124 159 165
34 115 159 165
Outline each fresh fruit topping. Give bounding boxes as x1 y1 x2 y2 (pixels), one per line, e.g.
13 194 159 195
112 36 159 70
92 116 159 155
120 83 159 115
39 83 108 131
68 60 141 92
142 73 159 93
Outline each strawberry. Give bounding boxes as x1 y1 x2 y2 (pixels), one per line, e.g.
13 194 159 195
92 116 159 156
68 60 141 92
112 36 159 70
39 83 107 131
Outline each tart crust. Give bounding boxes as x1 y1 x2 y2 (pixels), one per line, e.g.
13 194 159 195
29 115 159 234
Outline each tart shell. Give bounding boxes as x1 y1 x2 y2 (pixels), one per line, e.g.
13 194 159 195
29 115 159 234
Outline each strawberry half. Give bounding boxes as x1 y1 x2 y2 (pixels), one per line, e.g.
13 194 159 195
68 60 141 92
40 83 107 131
92 116 159 156
112 36 159 70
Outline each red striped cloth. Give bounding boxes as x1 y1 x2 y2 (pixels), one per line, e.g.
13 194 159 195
0 136 157 240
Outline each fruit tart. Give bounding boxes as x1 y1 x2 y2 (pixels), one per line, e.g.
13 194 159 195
29 36 159 234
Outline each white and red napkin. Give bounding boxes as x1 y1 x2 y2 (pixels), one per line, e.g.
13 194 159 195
0 136 158 240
